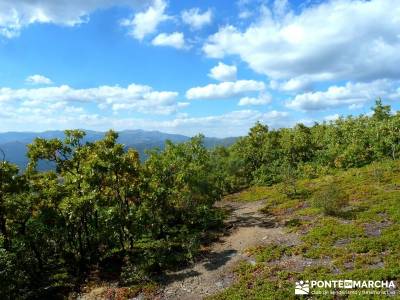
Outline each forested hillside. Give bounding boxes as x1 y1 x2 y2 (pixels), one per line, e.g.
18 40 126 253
1 100 400 299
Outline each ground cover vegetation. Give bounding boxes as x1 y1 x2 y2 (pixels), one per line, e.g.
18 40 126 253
210 159 400 299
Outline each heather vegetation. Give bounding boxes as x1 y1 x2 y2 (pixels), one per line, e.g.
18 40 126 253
1 100 400 299
210 159 400 299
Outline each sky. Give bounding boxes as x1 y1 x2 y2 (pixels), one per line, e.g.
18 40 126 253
0 0 399 137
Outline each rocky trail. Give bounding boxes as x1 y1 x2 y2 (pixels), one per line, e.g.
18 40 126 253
157 199 298 300
80 199 299 300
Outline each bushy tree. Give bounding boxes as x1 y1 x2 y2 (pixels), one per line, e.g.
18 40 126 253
1 131 224 298
217 99 399 189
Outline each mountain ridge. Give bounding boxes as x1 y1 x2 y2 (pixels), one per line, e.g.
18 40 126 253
0 130 238 169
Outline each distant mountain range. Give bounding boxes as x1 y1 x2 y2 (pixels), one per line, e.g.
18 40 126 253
0 130 237 170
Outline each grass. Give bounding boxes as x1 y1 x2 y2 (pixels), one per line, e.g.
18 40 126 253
210 160 400 299
223 186 278 203
245 244 290 263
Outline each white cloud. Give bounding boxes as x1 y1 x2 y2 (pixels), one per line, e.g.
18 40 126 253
238 10 253 19
0 0 146 38
152 32 186 49
271 76 313 92
349 103 364 110
286 79 400 111
203 0 400 85
121 0 170 40
130 109 289 137
186 80 265 100
0 83 183 115
157 109 289 136
238 93 271 106
25 75 53 85
181 8 212 30
324 113 340 121
208 62 237 81
0 106 290 137
236 0 254 19
273 0 290 18
0 100 86 130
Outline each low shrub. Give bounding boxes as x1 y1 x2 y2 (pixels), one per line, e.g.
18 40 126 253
311 181 349 216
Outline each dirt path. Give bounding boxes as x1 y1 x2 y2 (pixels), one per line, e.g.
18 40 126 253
158 200 298 300
79 200 298 300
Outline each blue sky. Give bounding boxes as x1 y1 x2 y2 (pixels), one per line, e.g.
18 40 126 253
0 0 399 137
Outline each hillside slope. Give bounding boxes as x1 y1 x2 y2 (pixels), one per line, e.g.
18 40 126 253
211 160 400 299
78 159 400 299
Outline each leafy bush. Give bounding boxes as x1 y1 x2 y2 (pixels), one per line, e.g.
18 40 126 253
278 163 299 198
311 181 349 216
220 100 400 190
0 131 224 298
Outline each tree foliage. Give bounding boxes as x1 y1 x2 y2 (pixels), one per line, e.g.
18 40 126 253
0 131 223 299
223 100 400 186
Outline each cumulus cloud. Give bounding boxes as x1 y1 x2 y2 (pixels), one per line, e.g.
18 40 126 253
0 106 290 137
0 0 146 38
121 0 170 40
238 93 271 106
181 8 212 30
208 62 237 81
186 80 265 100
238 10 252 19
286 80 400 111
0 83 183 115
0 99 87 133
152 32 186 49
349 103 364 110
236 0 255 19
270 76 313 92
324 113 340 122
25 75 53 85
273 0 290 18
139 109 288 136
203 0 400 85
156 109 289 136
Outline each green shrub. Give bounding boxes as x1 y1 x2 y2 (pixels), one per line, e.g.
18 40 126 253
311 182 349 216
